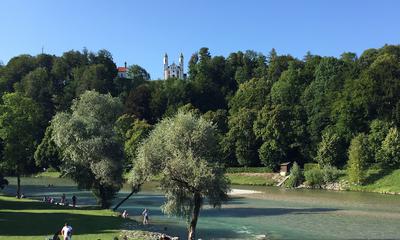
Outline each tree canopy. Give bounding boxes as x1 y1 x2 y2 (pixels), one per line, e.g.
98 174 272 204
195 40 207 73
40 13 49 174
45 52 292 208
131 111 229 240
51 90 123 208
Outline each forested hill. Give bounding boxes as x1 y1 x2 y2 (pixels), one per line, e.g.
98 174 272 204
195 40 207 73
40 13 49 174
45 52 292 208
0 45 400 175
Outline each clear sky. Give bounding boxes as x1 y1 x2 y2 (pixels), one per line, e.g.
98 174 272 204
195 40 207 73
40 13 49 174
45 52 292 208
1 0 399 79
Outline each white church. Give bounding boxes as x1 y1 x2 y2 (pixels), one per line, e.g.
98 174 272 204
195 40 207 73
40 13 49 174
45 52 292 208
163 53 186 80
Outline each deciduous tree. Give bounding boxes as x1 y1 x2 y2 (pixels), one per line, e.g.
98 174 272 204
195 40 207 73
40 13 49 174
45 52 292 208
132 111 229 240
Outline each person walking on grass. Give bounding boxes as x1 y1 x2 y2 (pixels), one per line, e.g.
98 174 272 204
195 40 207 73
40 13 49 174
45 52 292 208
61 223 73 240
142 208 149 225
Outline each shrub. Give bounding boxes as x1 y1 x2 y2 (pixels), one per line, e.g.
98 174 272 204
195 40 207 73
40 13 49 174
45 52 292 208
304 163 319 171
347 133 369 185
377 127 400 168
284 162 303 188
304 168 324 187
322 165 342 183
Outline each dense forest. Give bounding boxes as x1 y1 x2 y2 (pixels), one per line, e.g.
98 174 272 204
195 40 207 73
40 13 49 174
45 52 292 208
1 44 400 191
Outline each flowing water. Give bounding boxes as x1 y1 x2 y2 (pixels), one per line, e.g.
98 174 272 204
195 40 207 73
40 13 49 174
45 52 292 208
2 177 400 239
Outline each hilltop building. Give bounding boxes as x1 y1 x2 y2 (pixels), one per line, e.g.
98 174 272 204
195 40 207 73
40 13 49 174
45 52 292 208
163 53 186 80
117 62 128 78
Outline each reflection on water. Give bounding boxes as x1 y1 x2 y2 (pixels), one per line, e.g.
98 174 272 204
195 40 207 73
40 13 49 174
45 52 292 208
2 177 400 239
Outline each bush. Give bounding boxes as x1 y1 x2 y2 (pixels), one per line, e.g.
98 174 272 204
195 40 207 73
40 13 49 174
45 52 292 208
304 163 319 171
304 168 324 187
284 162 303 188
377 127 400 168
322 165 343 183
347 133 369 184
226 167 273 173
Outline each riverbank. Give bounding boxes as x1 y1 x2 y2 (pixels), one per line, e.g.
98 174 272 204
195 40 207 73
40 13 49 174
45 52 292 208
347 169 400 194
33 168 400 195
0 195 146 240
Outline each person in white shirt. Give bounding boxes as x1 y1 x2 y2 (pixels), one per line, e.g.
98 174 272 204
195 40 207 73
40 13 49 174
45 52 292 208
121 210 128 218
61 223 73 240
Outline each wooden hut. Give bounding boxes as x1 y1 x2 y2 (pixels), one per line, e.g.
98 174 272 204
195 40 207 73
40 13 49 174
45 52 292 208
280 162 292 176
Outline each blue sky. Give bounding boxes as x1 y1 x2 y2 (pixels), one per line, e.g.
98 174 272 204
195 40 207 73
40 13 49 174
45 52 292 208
0 0 399 79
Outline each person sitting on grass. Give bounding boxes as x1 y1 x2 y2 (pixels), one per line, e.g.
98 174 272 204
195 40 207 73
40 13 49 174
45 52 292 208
51 231 60 240
121 210 129 218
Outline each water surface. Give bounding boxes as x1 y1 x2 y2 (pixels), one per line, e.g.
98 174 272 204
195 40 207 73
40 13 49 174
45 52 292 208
2 177 400 239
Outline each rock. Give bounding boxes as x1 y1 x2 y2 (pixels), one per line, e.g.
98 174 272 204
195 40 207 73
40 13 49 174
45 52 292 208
255 234 268 240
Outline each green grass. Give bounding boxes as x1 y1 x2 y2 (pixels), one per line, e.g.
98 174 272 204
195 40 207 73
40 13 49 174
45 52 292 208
34 171 61 178
349 169 400 194
226 167 272 173
226 173 276 186
0 195 143 240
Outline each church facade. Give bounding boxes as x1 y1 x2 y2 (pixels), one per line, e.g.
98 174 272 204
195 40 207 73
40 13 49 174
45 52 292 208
163 53 186 80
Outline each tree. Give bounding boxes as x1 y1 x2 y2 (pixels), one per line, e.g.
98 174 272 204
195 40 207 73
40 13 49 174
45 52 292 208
0 171 8 189
16 67 54 121
368 119 391 164
224 108 260 166
51 90 123 208
302 57 348 149
124 84 152 121
315 131 343 167
284 162 303 188
131 111 229 240
75 64 116 96
0 92 43 197
114 64 150 101
347 133 369 184
34 125 62 170
377 127 400 168
124 118 152 167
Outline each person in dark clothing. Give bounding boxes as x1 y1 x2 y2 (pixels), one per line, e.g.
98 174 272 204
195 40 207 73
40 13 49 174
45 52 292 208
72 195 77 207
52 231 60 240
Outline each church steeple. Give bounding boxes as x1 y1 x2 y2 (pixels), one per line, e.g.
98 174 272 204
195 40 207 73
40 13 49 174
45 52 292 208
179 53 184 79
163 53 168 66
164 52 185 80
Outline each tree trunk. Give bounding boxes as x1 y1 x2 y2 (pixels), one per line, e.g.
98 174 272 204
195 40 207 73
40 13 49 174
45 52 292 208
16 173 21 199
188 192 202 240
113 185 139 211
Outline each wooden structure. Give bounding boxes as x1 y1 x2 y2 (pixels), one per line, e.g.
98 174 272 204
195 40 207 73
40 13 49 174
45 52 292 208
280 162 292 176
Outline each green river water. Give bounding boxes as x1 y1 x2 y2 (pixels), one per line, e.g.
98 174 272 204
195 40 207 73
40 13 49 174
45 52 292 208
2 177 400 239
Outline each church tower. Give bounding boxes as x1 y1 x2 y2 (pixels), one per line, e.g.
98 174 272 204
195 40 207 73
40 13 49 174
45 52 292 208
179 53 184 79
163 53 169 80
163 53 185 80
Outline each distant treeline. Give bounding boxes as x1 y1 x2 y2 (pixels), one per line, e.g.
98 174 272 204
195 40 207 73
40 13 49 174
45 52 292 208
1 45 400 174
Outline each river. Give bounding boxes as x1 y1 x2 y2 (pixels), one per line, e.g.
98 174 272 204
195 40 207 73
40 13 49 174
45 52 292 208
2 177 400 239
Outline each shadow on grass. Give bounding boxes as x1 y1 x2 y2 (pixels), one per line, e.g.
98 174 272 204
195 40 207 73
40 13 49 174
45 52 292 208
0 197 99 211
0 211 125 236
364 168 394 185
0 198 124 236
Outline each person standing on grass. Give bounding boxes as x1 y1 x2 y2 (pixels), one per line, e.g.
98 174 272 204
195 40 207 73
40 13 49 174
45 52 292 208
61 223 73 240
72 195 77 207
142 208 149 225
61 193 66 205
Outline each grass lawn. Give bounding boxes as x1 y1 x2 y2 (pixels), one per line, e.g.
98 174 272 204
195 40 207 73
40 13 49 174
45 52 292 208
349 169 400 194
34 171 61 178
0 195 143 240
226 173 276 186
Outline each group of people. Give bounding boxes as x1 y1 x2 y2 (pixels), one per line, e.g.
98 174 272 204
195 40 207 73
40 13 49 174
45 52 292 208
120 208 149 225
43 194 77 207
49 223 72 240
